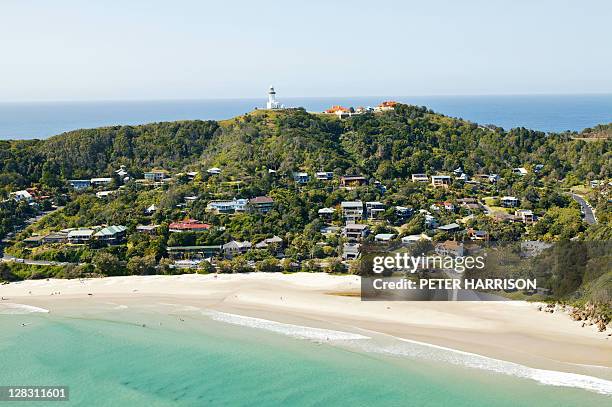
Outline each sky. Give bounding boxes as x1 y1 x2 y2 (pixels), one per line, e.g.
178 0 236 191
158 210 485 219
1 0 611 101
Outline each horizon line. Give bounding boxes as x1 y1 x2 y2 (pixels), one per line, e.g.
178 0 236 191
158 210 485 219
2 92 612 104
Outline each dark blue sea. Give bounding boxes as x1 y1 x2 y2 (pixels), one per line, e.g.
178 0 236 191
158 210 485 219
1 94 611 140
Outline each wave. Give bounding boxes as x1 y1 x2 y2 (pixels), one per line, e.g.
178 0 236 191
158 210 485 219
202 310 370 341
350 332 612 396
0 303 50 314
202 310 612 396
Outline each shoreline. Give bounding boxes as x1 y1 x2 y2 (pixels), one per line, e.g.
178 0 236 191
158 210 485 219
1 273 611 381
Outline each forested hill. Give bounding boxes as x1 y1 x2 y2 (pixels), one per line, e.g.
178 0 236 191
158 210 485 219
0 105 610 191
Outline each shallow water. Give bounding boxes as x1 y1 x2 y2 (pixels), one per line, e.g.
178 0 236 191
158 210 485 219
0 304 610 406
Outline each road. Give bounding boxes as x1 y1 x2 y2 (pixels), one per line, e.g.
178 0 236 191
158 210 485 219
1 252 75 267
571 193 597 225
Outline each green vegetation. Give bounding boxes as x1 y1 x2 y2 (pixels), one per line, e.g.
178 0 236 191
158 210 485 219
0 105 610 314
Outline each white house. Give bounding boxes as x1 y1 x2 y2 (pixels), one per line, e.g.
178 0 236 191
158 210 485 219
206 199 248 214
96 190 116 199
207 167 222 175
374 233 395 242
401 234 432 244
90 178 113 186
515 209 535 224
10 190 33 202
411 174 429 183
512 167 528 176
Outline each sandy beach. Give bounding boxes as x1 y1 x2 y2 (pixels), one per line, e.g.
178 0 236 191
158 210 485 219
1 273 611 380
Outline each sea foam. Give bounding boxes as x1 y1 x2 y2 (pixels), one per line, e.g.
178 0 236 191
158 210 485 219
353 333 612 396
0 303 50 314
203 310 612 396
202 310 370 341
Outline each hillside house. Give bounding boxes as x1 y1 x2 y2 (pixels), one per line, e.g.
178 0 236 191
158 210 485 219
437 223 462 233
320 226 341 235
207 199 248 214
69 180 91 190
42 232 68 244
365 201 385 219
315 171 333 181
23 235 44 247
374 233 395 242
254 236 283 250
431 175 452 188
411 174 429 183
467 228 489 241
512 167 528 176
342 224 369 241
10 190 33 202
395 206 413 218
340 176 367 189
144 169 169 182
145 204 157 215
375 101 397 112
424 214 438 228
341 201 364 222
90 178 113 187
167 245 222 260
136 225 160 235
67 229 95 244
223 240 252 257
342 243 361 260
515 209 536 224
249 196 274 213
501 196 520 208
293 172 310 184
93 225 127 244
169 219 210 232
401 234 432 244
325 105 351 118
318 207 335 220
96 190 115 199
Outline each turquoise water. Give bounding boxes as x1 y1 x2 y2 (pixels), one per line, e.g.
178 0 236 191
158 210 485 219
1 94 611 139
0 307 610 406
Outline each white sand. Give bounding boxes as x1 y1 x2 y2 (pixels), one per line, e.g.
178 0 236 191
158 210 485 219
1 273 610 376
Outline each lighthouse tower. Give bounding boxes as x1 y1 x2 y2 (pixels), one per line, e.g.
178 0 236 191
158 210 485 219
266 86 282 109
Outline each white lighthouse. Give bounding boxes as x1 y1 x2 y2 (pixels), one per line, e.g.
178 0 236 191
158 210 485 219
266 86 282 109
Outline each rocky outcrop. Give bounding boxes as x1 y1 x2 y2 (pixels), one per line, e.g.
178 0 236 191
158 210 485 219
538 302 610 333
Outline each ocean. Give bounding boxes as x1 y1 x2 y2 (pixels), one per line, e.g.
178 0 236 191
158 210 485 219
1 94 611 140
1 304 610 406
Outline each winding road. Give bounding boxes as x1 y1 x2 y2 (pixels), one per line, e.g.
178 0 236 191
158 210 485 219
571 193 597 225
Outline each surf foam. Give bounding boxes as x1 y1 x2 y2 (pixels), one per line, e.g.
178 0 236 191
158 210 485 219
354 333 612 396
202 310 612 396
0 303 50 314
202 310 370 341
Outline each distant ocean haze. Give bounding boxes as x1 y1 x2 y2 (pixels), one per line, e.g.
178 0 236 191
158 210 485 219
0 94 611 140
